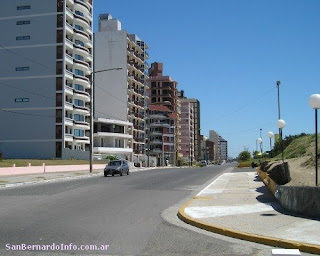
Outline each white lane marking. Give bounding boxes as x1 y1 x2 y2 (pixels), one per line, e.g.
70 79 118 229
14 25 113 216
185 203 275 218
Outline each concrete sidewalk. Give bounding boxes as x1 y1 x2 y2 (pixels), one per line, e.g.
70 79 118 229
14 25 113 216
178 168 320 255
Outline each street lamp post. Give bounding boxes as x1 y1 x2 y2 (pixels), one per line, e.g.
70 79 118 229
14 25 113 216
89 67 123 173
257 137 262 158
267 131 274 158
309 94 320 186
277 119 286 162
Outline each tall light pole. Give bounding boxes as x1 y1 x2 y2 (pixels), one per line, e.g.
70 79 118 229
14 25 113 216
277 119 286 162
89 67 123 172
257 137 262 159
267 131 274 158
260 128 263 158
309 94 320 186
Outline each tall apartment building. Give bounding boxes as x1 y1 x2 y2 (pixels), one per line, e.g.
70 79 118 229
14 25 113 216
147 62 180 164
180 101 195 162
147 105 176 166
94 14 149 157
209 130 220 162
200 135 215 162
178 91 201 161
0 0 93 159
219 136 228 160
209 130 228 162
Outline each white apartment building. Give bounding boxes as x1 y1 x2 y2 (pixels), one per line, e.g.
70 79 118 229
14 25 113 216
209 130 220 162
94 14 149 158
0 0 93 159
93 118 133 160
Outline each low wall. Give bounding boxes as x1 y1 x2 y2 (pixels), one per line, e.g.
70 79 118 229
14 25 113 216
0 164 106 176
258 163 320 218
276 185 320 218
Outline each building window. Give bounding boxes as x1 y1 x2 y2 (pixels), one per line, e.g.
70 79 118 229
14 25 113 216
74 54 84 61
75 69 84 76
74 99 84 107
16 20 30 25
74 129 85 137
74 114 85 122
15 67 30 71
16 36 30 40
75 40 84 47
75 10 84 17
15 98 29 103
74 84 84 91
74 24 84 31
17 5 31 10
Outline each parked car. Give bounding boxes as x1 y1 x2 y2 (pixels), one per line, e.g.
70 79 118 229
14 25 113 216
104 160 129 177
200 160 207 167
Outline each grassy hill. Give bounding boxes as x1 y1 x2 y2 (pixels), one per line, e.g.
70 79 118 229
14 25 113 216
273 133 318 167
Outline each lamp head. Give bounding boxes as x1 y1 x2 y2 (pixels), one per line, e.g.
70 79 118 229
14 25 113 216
277 119 286 129
267 131 274 138
309 94 320 109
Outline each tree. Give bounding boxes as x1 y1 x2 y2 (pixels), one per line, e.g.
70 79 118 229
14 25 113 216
238 150 251 161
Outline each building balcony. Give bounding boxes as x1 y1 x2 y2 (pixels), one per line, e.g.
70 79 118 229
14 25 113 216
66 0 74 6
74 136 90 144
64 101 73 111
65 118 73 127
75 0 91 13
149 114 167 119
66 22 74 35
94 132 133 140
93 147 133 155
150 140 162 145
65 37 74 50
149 122 170 127
73 107 89 116
65 85 73 95
150 130 162 136
73 121 90 130
64 133 74 142
65 69 73 80
65 53 73 65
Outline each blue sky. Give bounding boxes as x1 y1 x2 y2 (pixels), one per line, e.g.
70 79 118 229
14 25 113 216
93 0 320 157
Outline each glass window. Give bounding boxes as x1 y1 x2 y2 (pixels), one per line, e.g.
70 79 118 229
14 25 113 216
17 5 31 10
74 54 84 61
74 99 84 106
16 36 30 40
74 84 84 91
15 98 29 103
15 67 30 71
75 69 84 76
75 24 84 31
75 40 84 47
74 114 84 122
16 20 30 25
75 10 84 17
74 129 84 137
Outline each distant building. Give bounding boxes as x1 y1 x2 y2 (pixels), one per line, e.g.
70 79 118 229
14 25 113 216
178 90 201 161
147 62 179 165
180 101 195 162
219 136 228 160
209 130 220 161
146 105 176 166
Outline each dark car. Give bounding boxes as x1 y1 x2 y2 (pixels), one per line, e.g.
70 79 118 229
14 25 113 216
104 160 129 177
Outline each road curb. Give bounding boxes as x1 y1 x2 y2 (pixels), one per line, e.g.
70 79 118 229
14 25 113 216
177 199 320 255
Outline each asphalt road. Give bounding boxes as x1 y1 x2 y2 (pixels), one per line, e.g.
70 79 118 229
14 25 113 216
0 163 276 256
